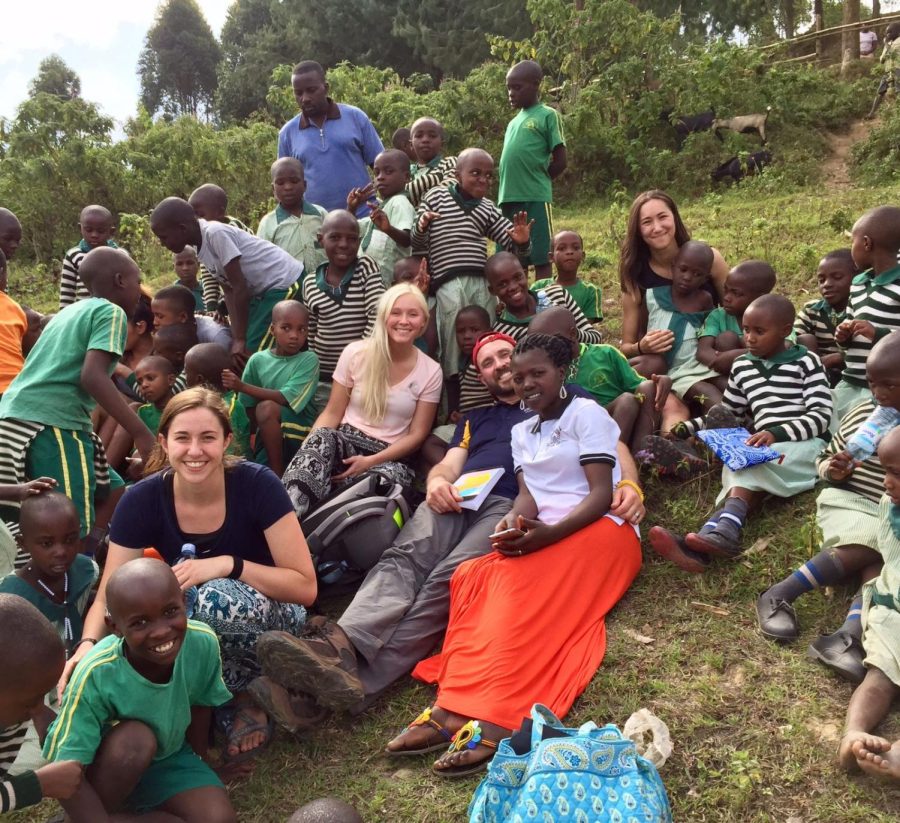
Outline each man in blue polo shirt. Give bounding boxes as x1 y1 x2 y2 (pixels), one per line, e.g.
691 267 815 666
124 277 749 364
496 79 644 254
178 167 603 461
253 334 647 727
277 60 383 215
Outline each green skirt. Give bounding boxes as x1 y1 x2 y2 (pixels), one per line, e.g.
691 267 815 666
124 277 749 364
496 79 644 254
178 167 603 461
716 437 824 505
816 486 880 552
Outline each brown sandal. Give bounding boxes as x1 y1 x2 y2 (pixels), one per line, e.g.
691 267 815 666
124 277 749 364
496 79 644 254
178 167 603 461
385 706 454 757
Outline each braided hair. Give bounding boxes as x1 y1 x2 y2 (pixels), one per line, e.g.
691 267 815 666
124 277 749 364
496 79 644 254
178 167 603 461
512 333 575 369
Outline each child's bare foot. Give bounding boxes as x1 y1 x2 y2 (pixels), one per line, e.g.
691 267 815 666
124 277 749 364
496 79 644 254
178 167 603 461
839 730 888 772
853 737 900 780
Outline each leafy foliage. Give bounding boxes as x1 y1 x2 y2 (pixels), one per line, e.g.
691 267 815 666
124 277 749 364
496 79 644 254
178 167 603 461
850 99 900 182
138 0 221 119
28 55 81 100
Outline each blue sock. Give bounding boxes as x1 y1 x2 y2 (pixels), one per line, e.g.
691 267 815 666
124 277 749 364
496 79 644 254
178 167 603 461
764 549 846 603
699 511 722 535
713 497 749 542
840 593 864 639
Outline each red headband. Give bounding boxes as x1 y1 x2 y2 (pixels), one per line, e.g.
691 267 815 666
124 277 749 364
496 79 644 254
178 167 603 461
472 332 517 370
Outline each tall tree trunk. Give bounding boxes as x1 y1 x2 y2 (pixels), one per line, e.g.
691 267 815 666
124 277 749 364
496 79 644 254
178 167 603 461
782 1 796 39
873 1 881 18
842 0 861 74
814 0 824 61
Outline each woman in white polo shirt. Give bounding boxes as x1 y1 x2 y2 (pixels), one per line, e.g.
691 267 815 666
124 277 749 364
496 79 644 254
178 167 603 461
390 332 644 777
282 283 442 516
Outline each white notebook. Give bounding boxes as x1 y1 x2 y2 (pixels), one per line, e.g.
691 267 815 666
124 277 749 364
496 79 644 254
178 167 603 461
454 467 505 511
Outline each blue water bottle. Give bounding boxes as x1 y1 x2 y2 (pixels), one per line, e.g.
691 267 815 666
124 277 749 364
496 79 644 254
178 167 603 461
174 543 199 618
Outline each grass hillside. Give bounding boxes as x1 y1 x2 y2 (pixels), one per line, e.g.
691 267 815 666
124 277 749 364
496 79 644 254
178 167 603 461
10 174 900 822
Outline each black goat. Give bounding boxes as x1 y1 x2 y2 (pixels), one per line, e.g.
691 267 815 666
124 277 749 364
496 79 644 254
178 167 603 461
711 151 773 184
660 109 717 149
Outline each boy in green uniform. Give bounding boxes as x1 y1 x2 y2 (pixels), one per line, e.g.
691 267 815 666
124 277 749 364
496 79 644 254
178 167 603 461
530 306 671 452
222 301 319 478
0 248 154 537
498 60 567 280
173 246 207 313
347 149 416 287
257 158 327 279
406 117 457 207
134 355 178 435
44 560 236 822
184 344 252 459
532 230 603 324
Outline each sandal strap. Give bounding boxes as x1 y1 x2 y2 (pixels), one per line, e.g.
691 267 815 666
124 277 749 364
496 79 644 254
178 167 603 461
447 720 499 754
407 706 451 741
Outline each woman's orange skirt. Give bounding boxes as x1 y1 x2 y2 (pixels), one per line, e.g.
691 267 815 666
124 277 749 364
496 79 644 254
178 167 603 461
412 516 641 730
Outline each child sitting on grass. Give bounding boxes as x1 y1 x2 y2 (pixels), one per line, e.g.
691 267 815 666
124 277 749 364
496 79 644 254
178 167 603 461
756 332 900 682
60 205 117 309
223 302 319 478
794 249 856 387
184 344 252 458
257 158 327 279
0 493 97 661
347 149 415 287
529 306 671 453
838 425 900 778
172 246 207 314
649 294 832 572
44 559 237 822
833 206 900 420
642 241 723 411
532 230 603 325
406 117 457 207
0 595 82 814
152 284 232 352
695 259 777 383
410 147 532 377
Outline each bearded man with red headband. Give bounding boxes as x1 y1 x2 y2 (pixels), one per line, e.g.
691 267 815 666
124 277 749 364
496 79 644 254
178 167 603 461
251 333 645 727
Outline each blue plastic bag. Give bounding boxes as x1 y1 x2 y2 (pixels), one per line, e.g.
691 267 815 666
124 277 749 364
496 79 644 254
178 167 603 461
468 704 672 823
697 427 780 471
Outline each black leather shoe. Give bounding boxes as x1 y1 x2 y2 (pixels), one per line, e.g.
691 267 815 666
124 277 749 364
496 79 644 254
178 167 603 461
755 593 799 642
807 630 866 683
705 404 741 431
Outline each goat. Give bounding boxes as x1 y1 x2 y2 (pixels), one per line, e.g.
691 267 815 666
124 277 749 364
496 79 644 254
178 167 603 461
660 109 717 149
713 106 772 144
711 151 773 184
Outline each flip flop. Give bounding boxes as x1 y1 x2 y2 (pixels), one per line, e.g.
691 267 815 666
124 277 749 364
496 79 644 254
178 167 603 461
432 720 499 778
224 708 276 764
385 706 454 757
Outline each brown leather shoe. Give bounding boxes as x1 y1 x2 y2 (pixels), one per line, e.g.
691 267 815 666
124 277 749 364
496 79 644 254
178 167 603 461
648 526 710 573
248 676 328 734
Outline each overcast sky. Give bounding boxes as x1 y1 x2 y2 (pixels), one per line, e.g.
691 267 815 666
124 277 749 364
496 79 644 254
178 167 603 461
0 1 233 130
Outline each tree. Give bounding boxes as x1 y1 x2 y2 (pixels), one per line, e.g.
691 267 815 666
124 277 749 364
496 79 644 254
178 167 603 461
28 55 81 99
842 0 861 66
138 0 221 119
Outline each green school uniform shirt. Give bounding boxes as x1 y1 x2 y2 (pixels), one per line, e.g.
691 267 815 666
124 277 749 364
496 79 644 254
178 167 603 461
223 390 252 458
532 277 603 322
498 103 565 204
44 621 231 764
571 343 643 407
137 403 164 435
257 201 328 280
358 192 415 285
0 298 126 432
240 349 319 417
173 280 205 313
699 306 742 339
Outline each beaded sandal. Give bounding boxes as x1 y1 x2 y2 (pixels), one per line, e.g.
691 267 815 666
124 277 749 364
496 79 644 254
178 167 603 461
385 706 453 756
432 719 499 778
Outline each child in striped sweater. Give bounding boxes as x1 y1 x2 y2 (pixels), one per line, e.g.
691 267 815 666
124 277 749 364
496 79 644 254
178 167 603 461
649 295 832 571
832 206 900 420
410 147 531 377
59 205 118 310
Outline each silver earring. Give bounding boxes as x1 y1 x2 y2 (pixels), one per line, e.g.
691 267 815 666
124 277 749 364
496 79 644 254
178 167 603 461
520 399 527 411
559 385 568 399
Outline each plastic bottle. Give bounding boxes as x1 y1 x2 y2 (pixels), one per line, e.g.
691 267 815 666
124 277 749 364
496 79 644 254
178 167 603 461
845 405 900 462
174 543 199 617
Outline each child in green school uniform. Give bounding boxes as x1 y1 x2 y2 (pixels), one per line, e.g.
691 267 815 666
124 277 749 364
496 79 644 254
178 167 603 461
184 343 252 459
406 117 457 207
172 246 207 313
134 356 178 435
347 149 416 288
498 60 567 280
0 248 155 538
532 230 602 324
257 158 327 279
222 302 319 478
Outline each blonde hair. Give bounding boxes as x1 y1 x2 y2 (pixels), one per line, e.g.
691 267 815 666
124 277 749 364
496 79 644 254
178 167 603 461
144 387 241 475
358 283 429 423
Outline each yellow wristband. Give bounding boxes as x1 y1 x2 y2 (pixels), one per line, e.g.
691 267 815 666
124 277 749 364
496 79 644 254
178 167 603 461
616 478 645 503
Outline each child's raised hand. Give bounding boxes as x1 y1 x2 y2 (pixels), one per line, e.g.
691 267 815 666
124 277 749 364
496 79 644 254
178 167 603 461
506 211 534 245
36 760 83 800
745 430 776 447
15 476 57 500
417 211 440 232
221 369 242 392
414 257 431 293
370 206 391 232
650 374 673 412
347 183 376 213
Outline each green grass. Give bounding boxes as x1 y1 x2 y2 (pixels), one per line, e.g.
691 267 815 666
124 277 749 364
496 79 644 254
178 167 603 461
10 179 900 821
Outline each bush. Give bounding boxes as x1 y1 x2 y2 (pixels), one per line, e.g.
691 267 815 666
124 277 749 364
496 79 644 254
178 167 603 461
851 99 900 183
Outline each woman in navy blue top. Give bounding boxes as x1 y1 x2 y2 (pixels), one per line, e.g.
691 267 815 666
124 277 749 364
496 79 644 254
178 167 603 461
63 388 317 762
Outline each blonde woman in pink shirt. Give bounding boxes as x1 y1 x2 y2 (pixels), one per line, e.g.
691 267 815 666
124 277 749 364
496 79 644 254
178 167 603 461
283 283 442 517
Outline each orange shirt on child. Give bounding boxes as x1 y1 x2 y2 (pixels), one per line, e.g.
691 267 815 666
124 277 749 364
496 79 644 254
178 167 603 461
0 292 26 393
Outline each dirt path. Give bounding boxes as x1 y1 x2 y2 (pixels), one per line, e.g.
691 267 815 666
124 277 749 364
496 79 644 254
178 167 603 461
821 118 876 187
